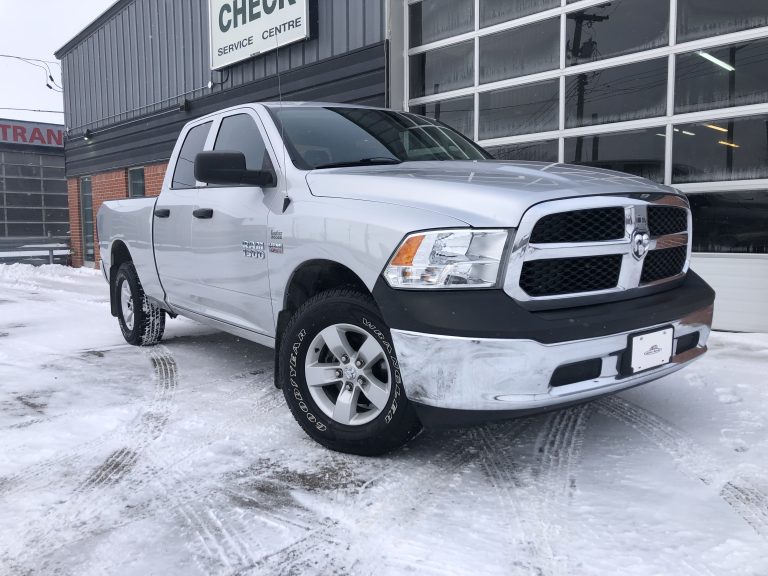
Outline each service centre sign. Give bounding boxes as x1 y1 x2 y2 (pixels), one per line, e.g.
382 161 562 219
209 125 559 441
209 0 309 70
0 119 64 148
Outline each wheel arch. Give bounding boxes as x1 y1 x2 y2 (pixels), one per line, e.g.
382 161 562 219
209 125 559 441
109 240 133 317
273 259 376 388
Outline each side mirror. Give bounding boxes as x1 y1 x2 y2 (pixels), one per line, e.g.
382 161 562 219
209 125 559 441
194 151 276 188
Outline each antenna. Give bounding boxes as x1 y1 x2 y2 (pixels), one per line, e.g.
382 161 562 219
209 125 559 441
275 33 291 213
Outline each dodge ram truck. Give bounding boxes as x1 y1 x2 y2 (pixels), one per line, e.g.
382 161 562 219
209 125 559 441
97 102 715 455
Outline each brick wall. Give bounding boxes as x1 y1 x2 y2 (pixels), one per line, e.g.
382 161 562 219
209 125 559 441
67 161 169 268
91 170 129 266
145 163 168 197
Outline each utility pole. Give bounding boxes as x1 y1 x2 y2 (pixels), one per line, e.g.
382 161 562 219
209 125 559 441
567 12 609 162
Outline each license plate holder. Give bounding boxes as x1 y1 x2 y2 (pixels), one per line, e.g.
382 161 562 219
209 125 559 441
626 327 674 374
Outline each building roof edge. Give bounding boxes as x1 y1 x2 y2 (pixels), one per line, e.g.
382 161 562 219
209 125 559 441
54 0 132 59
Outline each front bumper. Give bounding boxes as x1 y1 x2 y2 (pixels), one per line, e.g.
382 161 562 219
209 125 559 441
391 302 713 416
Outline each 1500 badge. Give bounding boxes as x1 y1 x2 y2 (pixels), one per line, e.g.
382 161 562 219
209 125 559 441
242 241 265 259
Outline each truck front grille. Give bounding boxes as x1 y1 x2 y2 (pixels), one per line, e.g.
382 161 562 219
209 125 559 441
530 207 625 243
648 206 688 236
520 255 622 296
641 246 688 284
504 194 691 306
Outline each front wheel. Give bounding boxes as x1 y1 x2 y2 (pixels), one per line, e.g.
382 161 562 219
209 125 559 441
115 262 165 346
279 289 421 455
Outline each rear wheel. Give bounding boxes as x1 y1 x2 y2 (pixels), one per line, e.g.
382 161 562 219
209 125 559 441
115 262 165 346
279 289 421 455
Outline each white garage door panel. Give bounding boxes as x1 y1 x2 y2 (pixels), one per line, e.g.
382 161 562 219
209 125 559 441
691 254 768 333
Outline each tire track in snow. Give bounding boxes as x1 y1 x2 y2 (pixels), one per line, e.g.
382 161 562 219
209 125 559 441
75 346 178 491
535 404 595 500
471 421 558 576
0 347 180 573
720 481 768 538
0 349 148 497
244 428 494 575
598 395 768 540
470 406 596 576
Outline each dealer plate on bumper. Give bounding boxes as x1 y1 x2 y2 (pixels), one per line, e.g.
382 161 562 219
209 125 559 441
629 327 673 373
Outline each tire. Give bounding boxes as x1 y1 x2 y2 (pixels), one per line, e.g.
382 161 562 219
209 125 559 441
279 289 422 456
114 261 166 346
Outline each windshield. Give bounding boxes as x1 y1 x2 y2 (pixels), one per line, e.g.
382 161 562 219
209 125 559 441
268 106 492 169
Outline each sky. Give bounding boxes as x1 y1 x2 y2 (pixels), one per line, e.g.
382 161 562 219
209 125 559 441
0 0 117 125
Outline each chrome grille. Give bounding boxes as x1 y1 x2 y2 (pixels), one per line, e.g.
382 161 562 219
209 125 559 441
530 208 625 243
504 195 691 305
648 206 688 237
641 246 688 283
520 255 622 296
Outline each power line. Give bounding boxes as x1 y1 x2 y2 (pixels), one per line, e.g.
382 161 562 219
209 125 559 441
0 54 61 68
0 55 63 91
0 107 64 114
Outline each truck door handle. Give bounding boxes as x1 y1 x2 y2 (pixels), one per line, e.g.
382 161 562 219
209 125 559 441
154 208 171 218
193 208 214 219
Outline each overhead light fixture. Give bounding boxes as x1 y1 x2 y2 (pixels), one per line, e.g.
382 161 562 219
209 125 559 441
697 51 735 72
718 140 740 148
84 129 93 141
681 130 696 136
705 123 728 133
655 133 666 137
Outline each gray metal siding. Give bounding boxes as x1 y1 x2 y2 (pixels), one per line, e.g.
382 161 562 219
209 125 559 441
63 43 387 177
59 0 385 134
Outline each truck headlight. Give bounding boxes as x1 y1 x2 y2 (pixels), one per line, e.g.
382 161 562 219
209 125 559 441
383 229 509 289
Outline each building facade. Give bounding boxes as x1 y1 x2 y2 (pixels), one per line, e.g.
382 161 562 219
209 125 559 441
55 0 767 331
0 119 68 263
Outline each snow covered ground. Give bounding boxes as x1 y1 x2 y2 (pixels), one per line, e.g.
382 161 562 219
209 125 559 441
0 263 766 576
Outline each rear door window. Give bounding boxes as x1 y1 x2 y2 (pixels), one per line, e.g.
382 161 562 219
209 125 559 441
172 121 212 189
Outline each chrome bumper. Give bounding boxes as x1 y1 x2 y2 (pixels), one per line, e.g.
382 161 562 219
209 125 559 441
391 304 713 411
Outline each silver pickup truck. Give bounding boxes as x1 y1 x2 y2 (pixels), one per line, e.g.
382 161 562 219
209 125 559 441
98 102 715 455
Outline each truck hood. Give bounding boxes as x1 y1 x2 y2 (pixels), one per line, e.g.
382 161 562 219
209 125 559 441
305 160 679 227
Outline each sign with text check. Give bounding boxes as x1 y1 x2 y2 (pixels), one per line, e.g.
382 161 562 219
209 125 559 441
209 0 309 70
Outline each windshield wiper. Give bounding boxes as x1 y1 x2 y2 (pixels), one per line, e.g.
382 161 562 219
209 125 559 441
313 157 402 169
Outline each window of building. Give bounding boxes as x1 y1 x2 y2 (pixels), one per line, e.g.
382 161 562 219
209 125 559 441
411 96 475 139
172 121 212 189
214 114 271 172
128 167 145 197
42 180 67 193
80 177 95 262
409 41 474 98
677 0 768 43
5 178 42 193
565 58 668 128
687 191 768 253
486 140 559 162
409 0 474 48
480 18 560 84
5 193 43 207
1 150 68 240
565 127 667 182
481 0 559 28
566 0 669 66
479 79 560 139
672 114 768 183
675 38 768 114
